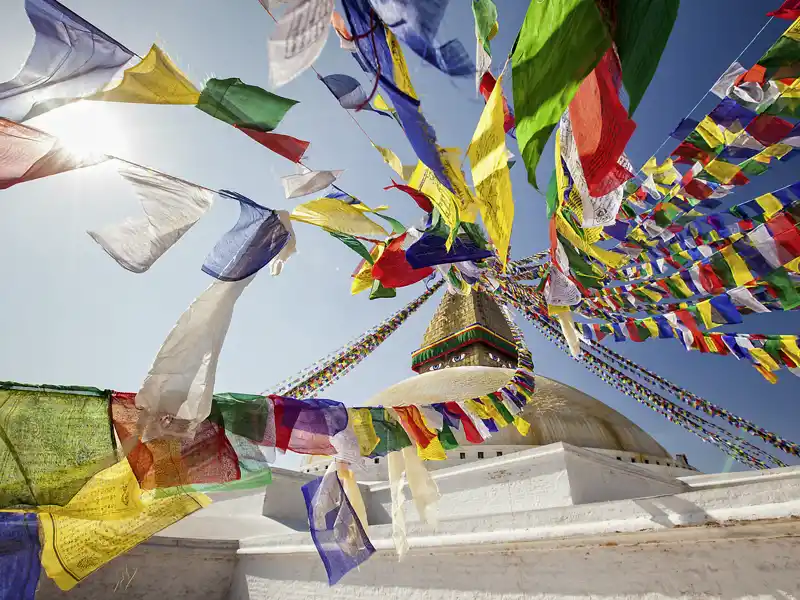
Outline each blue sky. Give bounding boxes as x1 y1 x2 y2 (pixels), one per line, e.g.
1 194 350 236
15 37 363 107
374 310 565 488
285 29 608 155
0 0 797 474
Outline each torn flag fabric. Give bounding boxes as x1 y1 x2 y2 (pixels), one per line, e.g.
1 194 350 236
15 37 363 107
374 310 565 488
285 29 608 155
302 464 375 585
88 163 214 273
268 0 334 88
202 191 291 282
0 118 107 189
0 0 135 121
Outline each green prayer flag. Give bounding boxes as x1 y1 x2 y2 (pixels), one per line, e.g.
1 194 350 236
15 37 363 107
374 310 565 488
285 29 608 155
512 0 611 189
370 280 397 300
764 267 800 310
197 77 298 132
213 392 272 444
438 422 459 450
614 0 679 115
489 395 515 425
328 230 375 264
0 383 117 508
472 0 498 54
373 212 407 235
545 169 559 218
759 35 800 79
739 158 770 178
370 408 411 455
709 253 736 289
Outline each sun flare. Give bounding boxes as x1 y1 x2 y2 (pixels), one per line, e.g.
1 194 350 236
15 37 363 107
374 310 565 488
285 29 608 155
33 100 130 159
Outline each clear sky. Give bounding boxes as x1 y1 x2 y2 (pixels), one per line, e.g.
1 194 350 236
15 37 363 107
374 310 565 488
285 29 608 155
0 0 797 474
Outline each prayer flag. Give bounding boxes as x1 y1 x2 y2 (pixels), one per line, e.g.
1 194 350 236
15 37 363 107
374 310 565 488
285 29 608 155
271 396 349 455
372 234 434 288
135 276 255 442
291 196 387 237
368 0 473 77
408 161 461 249
391 405 437 448
282 169 343 198
614 0 679 115
405 231 492 269
87 45 200 104
384 179 434 212
0 513 40 600
369 408 411 455
268 0 334 87
479 71 514 134
197 77 297 132
319 73 391 116
768 1 800 20
348 408 380 456
512 0 610 188
0 383 117 509
0 0 135 121
473 0 498 87
468 73 515 266
234 128 309 163
88 163 214 273
0 118 107 189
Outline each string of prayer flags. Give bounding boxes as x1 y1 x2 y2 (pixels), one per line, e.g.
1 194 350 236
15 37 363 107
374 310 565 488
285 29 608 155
0 118 107 189
87 44 200 105
272 396 352 457
0 0 135 121
202 191 292 282
0 513 40 600
367 0 473 77
468 73 514 267
342 0 452 192
197 77 298 132
372 233 435 288
235 128 310 162
39 464 209 591
472 0 498 89
0 383 117 509
135 276 255 442
88 163 214 273
291 196 387 237
268 0 335 87
111 392 241 490
769 1 800 20
614 0 680 115
302 463 374 585
319 73 391 116
512 0 610 189
282 168 344 198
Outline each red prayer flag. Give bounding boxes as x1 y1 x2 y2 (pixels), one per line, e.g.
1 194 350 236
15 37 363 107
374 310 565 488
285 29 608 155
671 142 712 165
767 0 800 19
384 179 434 212
569 49 636 197
699 263 725 294
735 64 767 86
0 118 106 189
392 405 436 448
745 114 795 146
479 71 515 133
235 126 310 163
443 401 484 443
684 179 714 200
371 233 434 288
767 213 800 257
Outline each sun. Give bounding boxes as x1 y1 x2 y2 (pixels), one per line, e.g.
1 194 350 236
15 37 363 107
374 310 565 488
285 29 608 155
31 100 130 158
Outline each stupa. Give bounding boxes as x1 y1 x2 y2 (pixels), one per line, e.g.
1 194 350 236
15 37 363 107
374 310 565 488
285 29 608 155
37 292 800 600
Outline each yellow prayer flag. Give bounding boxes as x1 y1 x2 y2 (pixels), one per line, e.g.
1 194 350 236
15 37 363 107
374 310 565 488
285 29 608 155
374 144 407 180
513 416 531 436
348 408 381 456
754 364 779 384
417 436 447 461
39 462 208 591
555 214 628 269
467 74 514 267
440 147 479 223
696 300 716 330
749 348 781 372
386 28 417 99
697 116 725 149
374 93 394 113
409 161 460 250
783 16 800 41
703 159 741 184
88 45 200 105
756 193 785 219
720 245 754 286
475 396 506 428
642 318 660 338
754 144 793 164
351 245 384 295
291 197 388 238
668 273 693 297
780 336 800 365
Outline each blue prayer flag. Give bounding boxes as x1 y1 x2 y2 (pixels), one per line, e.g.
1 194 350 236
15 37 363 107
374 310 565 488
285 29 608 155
202 191 290 282
0 513 40 600
302 470 375 585
670 118 699 141
405 231 492 269
0 0 134 121
319 73 392 117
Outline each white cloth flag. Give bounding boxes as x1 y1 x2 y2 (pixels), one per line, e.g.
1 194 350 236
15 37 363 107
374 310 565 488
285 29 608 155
555 312 581 358
268 0 334 88
135 276 253 441
559 113 627 228
281 168 343 198
545 240 581 307
269 210 297 275
475 23 491 92
711 62 746 98
728 286 771 314
89 163 214 273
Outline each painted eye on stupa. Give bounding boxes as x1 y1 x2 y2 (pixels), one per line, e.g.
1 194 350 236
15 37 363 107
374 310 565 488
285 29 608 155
430 363 443 371
451 353 465 363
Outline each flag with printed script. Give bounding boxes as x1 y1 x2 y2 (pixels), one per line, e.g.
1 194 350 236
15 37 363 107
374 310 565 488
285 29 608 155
512 0 610 188
272 396 349 455
268 0 335 87
368 0 473 76
291 196 387 237
87 44 200 104
0 513 40 600
197 77 298 132
88 163 214 273
0 0 135 121
302 466 375 585
202 190 291 282
0 118 107 189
